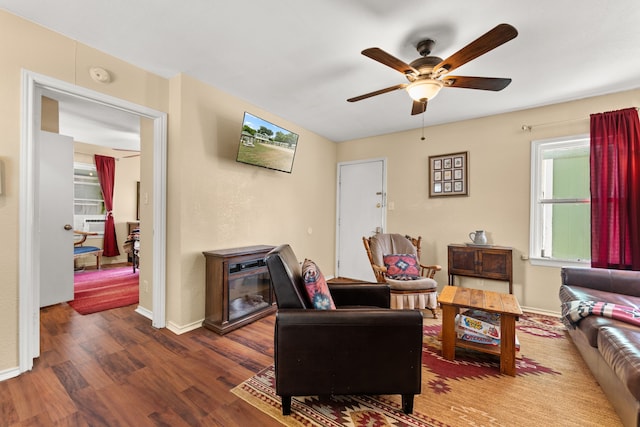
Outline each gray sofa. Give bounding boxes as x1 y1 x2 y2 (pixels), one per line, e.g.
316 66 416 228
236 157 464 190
559 267 640 427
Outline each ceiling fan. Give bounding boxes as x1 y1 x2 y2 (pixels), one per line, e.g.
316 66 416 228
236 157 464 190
347 24 518 115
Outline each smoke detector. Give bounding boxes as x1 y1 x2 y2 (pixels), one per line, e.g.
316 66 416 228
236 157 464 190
89 67 111 84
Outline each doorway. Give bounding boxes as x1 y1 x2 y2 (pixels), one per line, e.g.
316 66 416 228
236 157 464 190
19 70 167 373
335 158 386 281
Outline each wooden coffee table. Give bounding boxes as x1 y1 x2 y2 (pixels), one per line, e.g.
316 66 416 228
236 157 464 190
438 286 523 376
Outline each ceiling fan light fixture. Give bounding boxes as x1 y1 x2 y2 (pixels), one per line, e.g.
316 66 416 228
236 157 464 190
406 79 443 102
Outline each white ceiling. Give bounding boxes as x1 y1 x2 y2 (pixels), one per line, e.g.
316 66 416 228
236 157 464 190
4 1 640 143
45 90 141 151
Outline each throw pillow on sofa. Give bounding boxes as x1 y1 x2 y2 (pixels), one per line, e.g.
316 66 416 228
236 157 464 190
383 254 421 280
302 259 336 310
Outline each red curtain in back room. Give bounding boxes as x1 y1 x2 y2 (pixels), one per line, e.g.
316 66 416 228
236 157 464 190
94 155 120 257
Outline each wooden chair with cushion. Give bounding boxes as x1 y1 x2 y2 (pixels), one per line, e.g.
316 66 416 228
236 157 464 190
265 244 423 416
363 233 441 318
74 230 103 270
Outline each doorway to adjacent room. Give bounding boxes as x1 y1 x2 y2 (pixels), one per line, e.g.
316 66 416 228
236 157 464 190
19 70 168 374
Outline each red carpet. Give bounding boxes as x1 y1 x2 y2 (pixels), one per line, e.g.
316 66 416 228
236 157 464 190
70 266 139 314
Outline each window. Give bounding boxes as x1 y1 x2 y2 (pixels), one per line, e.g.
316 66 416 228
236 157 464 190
73 162 105 234
529 135 590 266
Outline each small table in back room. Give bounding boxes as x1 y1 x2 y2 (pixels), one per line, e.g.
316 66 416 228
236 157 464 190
438 285 523 376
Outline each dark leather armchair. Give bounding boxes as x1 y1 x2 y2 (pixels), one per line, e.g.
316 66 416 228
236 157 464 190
265 244 423 416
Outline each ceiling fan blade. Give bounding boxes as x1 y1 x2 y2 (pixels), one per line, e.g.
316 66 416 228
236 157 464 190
362 48 419 75
411 99 427 115
434 24 518 74
443 76 512 91
347 83 408 102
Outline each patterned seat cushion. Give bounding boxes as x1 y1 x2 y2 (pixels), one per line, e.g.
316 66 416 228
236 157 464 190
385 276 437 291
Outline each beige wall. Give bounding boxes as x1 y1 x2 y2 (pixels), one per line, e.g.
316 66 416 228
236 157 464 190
41 97 59 133
165 73 337 328
337 88 640 313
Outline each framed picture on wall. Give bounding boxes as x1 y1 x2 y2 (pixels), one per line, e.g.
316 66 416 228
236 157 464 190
428 151 468 197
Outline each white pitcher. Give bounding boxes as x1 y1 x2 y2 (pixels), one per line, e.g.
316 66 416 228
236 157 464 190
469 230 487 245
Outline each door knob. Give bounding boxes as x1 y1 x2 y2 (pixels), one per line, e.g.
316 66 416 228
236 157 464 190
64 224 72 230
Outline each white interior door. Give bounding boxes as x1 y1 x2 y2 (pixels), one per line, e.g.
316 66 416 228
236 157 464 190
336 159 386 281
39 131 74 307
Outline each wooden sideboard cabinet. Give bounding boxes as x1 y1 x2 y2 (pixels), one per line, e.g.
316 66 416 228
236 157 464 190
447 244 513 294
202 245 276 335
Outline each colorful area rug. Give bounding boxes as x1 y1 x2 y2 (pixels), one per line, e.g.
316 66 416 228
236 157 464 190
69 266 139 315
231 311 621 426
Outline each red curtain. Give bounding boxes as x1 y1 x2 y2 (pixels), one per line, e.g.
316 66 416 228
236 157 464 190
95 155 120 257
590 108 640 270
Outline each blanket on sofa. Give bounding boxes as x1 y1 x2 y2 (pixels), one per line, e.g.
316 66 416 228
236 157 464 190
562 300 640 329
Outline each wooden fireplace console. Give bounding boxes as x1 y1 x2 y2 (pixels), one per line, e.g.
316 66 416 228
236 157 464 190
202 245 276 335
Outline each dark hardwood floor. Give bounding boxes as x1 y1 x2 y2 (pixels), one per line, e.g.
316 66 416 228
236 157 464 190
1 303 282 426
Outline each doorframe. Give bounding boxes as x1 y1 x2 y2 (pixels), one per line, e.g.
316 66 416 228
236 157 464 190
335 158 387 277
19 70 168 372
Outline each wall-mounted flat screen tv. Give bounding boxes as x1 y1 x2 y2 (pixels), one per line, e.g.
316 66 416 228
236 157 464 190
236 112 300 173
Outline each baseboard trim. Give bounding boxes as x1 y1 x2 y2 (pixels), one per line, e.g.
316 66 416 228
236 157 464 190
135 305 202 335
166 319 203 335
135 305 153 321
0 366 21 382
